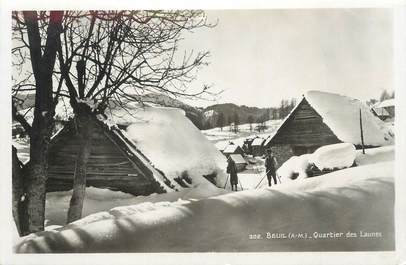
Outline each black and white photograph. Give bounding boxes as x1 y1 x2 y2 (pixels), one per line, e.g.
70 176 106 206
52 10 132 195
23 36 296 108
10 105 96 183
2 1 406 264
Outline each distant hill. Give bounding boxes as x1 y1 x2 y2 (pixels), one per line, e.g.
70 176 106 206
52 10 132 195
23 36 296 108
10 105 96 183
133 93 205 129
203 103 272 127
13 92 277 130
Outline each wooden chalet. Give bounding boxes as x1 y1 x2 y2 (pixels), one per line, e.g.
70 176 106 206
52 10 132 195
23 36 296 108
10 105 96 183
229 154 247 172
251 137 265 157
264 91 394 168
223 143 244 157
46 116 171 196
372 99 395 121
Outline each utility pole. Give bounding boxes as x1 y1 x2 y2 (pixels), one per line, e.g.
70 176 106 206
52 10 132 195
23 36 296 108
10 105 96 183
359 108 365 154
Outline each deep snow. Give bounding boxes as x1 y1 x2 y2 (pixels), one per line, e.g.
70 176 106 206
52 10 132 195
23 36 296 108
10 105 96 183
44 184 227 227
15 150 395 252
311 143 356 170
262 145 394 186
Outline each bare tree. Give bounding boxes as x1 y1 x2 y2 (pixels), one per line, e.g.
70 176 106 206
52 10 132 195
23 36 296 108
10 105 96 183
217 112 225 131
233 112 239 133
12 10 216 230
12 11 64 234
247 115 254 132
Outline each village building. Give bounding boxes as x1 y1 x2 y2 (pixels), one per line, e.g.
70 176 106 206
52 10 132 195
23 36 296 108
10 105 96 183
222 143 245 157
229 154 248 172
251 137 265 157
264 91 394 168
215 141 231 153
372 98 395 121
242 137 255 154
46 105 227 196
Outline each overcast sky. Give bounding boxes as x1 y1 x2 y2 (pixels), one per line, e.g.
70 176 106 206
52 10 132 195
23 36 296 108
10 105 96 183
180 9 393 108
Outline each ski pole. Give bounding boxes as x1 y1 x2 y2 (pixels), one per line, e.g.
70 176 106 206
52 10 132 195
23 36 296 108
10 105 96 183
277 174 282 184
239 180 244 191
224 174 229 189
255 169 271 189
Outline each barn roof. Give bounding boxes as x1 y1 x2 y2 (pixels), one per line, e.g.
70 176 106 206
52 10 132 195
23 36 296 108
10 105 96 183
223 144 242 154
48 117 172 194
265 91 394 147
372 106 390 117
229 154 247 164
376 98 395 108
215 141 231 152
105 104 227 190
251 138 265 146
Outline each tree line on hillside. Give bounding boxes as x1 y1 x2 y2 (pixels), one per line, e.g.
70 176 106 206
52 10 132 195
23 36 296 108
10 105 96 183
203 98 297 131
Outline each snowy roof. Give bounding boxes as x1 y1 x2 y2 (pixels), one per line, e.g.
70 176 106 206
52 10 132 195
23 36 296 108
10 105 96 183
229 154 247 164
215 141 230 151
106 105 227 189
372 106 390 116
223 144 241 154
376 98 395 108
251 138 265 146
265 91 394 147
304 91 394 146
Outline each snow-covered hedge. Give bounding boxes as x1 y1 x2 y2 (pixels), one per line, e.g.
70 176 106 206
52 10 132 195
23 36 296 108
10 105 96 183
277 154 313 182
312 143 356 170
277 143 357 182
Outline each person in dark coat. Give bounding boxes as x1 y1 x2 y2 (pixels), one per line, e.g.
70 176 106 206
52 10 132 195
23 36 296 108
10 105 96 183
265 148 278 186
226 156 239 191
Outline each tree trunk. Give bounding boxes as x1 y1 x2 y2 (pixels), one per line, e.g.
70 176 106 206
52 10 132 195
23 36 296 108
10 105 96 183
24 116 54 233
12 146 24 235
19 11 63 234
67 110 93 223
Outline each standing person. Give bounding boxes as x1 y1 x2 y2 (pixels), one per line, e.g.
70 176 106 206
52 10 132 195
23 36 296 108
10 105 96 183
226 156 239 191
265 148 278 186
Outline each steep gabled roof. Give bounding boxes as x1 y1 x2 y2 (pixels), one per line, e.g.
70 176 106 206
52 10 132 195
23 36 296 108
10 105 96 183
48 117 172 194
105 104 228 189
377 98 395 108
229 154 247 164
223 144 243 154
265 91 394 147
251 137 265 146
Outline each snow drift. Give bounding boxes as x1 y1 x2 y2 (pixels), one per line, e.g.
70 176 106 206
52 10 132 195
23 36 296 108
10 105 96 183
15 161 394 253
277 143 357 182
276 144 394 183
312 143 356 170
44 184 227 227
277 154 313 182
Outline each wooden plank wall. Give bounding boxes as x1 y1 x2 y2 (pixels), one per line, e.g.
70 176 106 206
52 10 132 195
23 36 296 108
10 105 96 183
271 99 342 146
47 121 162 196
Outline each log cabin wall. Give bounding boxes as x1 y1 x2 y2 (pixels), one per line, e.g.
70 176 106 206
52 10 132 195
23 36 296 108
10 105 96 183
46 119 164 196
267 98 342 167
272 144 294 169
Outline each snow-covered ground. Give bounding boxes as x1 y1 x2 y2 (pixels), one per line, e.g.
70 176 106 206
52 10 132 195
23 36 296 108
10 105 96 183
12 137 30 164
44 184 228 227
276 144 394 184
202 120 281 146
15 145 395 253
